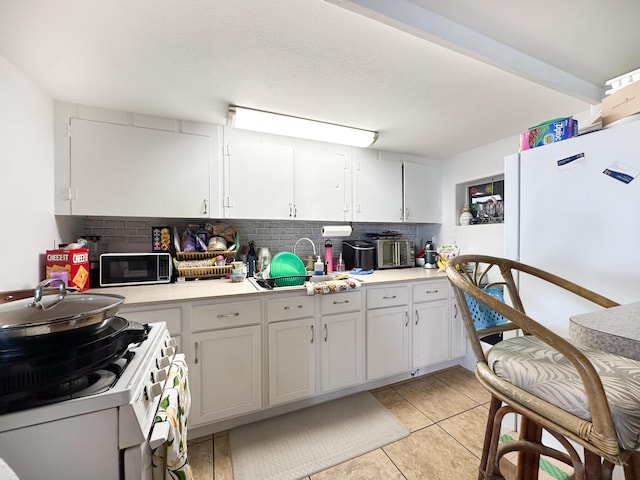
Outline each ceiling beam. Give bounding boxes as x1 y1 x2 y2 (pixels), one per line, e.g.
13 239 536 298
327 0 603 103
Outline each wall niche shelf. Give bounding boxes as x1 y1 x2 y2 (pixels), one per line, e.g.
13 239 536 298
455 175 504 226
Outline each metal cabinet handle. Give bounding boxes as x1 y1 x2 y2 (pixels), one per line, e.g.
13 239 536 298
332 300 349 305
284 305 303 310
324 324 328 342
425 289 439 294
293 204 297 218
405 311 409 327
289 203 293 217
415 310 419 325
203 199 208 215
217 312 240 318
310 324 314 344
383 295 397 300
194 341 199 364
453 303 458 318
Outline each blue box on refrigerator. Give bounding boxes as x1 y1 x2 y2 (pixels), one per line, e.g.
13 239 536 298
519 117 578 151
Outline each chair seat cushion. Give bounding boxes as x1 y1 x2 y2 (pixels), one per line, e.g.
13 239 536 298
487 335 640 451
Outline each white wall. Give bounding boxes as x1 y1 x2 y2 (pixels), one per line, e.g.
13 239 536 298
439 136 518 256
0 55 79 290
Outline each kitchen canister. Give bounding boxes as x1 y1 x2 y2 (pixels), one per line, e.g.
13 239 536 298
459 205 473 226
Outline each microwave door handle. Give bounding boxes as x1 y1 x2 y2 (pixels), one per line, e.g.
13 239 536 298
393 241 398 266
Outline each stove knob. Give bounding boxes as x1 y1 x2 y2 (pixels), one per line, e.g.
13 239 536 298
145 382 163 401
152 368 167 383
165 338 178 348
162 346 176 357
156 356 171 369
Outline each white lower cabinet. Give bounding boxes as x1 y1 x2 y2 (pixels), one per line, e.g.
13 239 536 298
268 317 316 405
450 292 467 359
267 295 316 406
320 292 364 392
189 299 262 426
366 286 411 381
412 281 450 368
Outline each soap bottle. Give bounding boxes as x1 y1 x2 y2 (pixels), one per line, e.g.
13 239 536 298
324 239 333 273
336 253 345 272
314 255 324 275
247 241 256 278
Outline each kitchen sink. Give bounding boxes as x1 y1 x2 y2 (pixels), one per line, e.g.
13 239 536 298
248 273 360 291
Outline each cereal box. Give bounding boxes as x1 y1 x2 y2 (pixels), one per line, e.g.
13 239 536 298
519 117 578 151
152 226 173 253
45 248 90 292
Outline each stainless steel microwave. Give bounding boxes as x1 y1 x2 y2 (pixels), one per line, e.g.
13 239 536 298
375 239 415 269
99 253 172 287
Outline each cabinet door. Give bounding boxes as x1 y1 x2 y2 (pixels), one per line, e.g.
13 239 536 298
224 135 294 219
403 161 441 223
413 299 450 368
293 151 350 221
191 325 262 425
268 318 316 405
321 312 364 392
366 306 410 381
353 150 403 222
70 119 210 217
450 296 467 359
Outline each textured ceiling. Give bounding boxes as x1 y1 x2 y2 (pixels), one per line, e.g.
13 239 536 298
0 0 637 158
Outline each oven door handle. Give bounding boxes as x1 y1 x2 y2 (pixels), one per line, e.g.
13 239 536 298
149 421 171 450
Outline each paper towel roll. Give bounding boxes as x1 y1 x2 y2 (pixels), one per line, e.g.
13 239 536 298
321 225 352 237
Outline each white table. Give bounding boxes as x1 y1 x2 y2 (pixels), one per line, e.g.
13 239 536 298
569 302 640 361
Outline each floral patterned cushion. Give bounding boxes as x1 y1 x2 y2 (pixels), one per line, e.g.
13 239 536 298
487 335 640 451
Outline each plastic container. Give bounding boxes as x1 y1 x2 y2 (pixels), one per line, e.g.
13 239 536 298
336 253 345 272
314 255 324 275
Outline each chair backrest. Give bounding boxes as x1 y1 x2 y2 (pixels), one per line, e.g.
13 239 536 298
445 254 626 460
446 255 618 363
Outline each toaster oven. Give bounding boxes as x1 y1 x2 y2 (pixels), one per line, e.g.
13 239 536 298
375 239 415 269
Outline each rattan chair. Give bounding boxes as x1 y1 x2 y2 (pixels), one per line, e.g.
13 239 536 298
445 254 640 480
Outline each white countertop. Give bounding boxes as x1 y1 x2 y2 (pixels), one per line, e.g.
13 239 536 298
93 267 447 307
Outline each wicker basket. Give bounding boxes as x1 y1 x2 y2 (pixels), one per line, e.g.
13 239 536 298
177 264 232 279
175 251 236 279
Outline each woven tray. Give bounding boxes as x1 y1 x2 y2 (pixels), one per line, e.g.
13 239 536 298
176 265 232 279
176 251 236 260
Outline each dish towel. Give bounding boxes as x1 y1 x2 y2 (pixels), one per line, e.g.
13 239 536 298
152 354 193 480
349 268 374 275
305 278 361 295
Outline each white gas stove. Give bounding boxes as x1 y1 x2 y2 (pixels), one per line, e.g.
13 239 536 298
0 321 180 480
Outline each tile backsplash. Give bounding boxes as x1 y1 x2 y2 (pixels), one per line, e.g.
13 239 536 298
81 217 429 258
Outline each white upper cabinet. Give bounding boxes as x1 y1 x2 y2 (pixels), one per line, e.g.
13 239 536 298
353 150 403 222
403 160 442 223
223 128 350 221
68 118 212 217
293 150 350 221
223 132 294 220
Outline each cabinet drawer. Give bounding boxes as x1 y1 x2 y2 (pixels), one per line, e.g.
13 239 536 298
121 306 182 335
268 295 315 322
412 280 449 303
320 291 362 315
192 300 261 331
366 286 409 309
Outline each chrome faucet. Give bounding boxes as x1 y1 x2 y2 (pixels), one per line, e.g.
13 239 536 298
293 237 317 258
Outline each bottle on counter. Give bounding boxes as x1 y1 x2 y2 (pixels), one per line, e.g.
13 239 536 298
336 253 345 272
247 241 256 278
314 255 324 275
324 239 333 273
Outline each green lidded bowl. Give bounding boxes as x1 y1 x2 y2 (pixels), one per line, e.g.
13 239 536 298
269 252 307 286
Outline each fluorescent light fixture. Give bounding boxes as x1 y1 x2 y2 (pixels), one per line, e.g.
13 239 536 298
227 105 378 148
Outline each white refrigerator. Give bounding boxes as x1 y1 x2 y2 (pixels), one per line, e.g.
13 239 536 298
505 118 640 336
